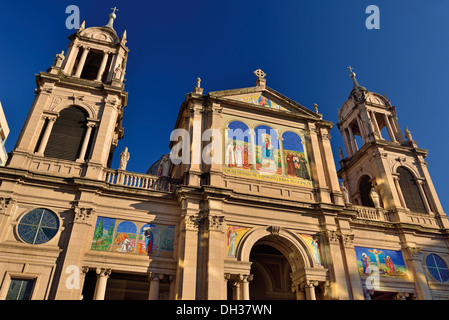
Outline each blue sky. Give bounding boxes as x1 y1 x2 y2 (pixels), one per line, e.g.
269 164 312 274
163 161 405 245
0 1 447 211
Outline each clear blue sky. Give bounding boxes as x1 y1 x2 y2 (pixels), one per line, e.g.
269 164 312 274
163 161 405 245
0 1 447 211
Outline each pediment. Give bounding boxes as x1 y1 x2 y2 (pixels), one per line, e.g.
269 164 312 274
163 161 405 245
209 86 320 119
80 27 119 44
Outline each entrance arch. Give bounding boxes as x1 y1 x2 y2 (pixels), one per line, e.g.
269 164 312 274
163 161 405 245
233 226 328 300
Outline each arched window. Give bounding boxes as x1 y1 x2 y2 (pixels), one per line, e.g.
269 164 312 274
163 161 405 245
397 167 426 213
282 131 310 180
44 106 90 161
359 175 375 207
225 121 251 169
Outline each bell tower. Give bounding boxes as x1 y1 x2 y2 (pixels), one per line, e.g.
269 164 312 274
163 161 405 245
8 8 128 179
337 67 448 228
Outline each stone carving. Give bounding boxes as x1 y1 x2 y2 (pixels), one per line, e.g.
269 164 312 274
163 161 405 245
404 127 413 141
269 225 280 235
74 207 94 223
340 182 351 204
254 69 266 79
369 187 381 208
53 51 65 68
338 147 344 160
119 147 130 170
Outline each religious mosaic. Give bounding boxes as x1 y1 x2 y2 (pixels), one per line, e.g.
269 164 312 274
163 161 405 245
355 246 409 279
299 234 322 265
224 120 313 187
91 217 175 258
226 225 251 258
234 94 289 112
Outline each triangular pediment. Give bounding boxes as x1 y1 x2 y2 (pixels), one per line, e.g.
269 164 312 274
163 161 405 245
209 86 320 119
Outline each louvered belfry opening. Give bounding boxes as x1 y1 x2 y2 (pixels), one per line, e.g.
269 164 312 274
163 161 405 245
44 106 90 161
397 167 427 213
359 175 375 207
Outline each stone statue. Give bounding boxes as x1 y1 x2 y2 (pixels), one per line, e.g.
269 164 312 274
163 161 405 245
338 147 344 160
53 51 65 68
119 147 130 170
114 63 122 80
313 103 319 113
369 187 381 208
404 127 413 141
196 77 201 88
340 182 351 204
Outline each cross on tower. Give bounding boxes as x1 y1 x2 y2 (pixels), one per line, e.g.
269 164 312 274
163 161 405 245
111 7 119 15
348 66 354 73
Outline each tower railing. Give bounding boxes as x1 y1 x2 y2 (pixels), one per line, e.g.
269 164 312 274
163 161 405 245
350 204 392 222
103 168 178 192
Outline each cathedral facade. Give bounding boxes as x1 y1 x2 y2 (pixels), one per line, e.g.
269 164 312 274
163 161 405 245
0 14 448 301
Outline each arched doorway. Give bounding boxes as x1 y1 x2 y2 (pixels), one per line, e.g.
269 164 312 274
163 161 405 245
233 227 328 300
249 242 295 300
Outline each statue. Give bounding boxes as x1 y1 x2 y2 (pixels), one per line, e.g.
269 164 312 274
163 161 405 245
114 63 123 80
369 187 381 208
404 127 413 141
119 147 130 170
340 182 351 204
338 147 344 160
313 103 319 113
53 51 65 68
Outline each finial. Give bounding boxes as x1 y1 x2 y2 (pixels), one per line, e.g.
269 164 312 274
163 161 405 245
313 103 319 113
193 77 203 94
78 21 85 32
106 7 119 29
348 66 366 91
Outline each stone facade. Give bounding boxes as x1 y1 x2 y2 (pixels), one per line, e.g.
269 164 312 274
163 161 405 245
0 16 448 301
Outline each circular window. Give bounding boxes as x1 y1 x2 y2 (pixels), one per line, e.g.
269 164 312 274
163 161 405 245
17 208 59 245
425 254 449 282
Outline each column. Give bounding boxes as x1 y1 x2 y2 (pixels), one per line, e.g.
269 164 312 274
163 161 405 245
240 274 253 300
278 136 286 175
77 122 96 162
148 273 163 300
384 114 397 142
249 129 257 170
74 47 90 78
402 246 433 300
63 45 80 75
204 213 226 300
175 198 201 300
342 129 353 157
304 280 317 300
370 111 382 139
392 114 405 142
96 52 110 82
169 275 176 300
93 268 111 300
347 126 358 153
393 175 407 209
231 280 241 300
36 115 57 156
292 283 306 300
307 123 331 203
356 116 366 143
416 179 433 213
320 129 345 206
